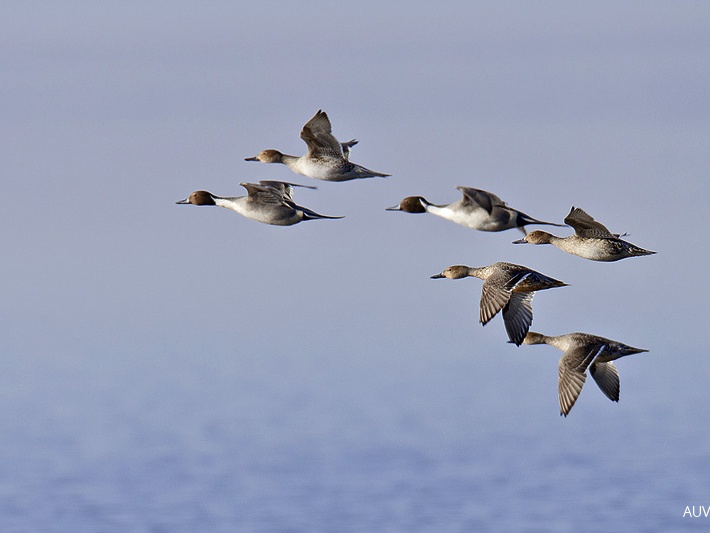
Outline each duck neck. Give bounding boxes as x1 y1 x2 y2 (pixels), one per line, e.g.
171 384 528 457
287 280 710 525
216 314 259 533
424 201 453 216
464 266 487 279
547 233 565 246
544 334 574 352
524 332 568 351
279 153 300 167
213 196 246 212
522 332 548 345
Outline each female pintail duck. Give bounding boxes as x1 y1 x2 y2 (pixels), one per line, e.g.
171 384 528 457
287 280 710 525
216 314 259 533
245 110 390 182
513 206 656 261
176 180 343 226
520 331 648 417
431 262 568 346
386 187 565 233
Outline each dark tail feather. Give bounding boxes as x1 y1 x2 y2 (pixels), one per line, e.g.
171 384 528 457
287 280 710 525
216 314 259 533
518 212 567 228
300 206 344 221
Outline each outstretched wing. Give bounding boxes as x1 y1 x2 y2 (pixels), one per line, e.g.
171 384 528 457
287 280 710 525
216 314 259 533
457 187 506 214
240 182 288 205
564 207 615 238
340 139 358 161
479 275 512 325
300 110 344 159
590 361 620 402
557 342 605 416
501 292 534 346
257 180 316 201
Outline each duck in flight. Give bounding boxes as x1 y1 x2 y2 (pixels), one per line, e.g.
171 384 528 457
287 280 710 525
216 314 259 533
245 110 390 182
176 180 343 226
431 262 568 346
387 187 565 233
513 206 655 261
520 331 648 416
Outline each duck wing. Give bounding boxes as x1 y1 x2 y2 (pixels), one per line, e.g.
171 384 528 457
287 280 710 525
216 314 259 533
340 139 358 161
557 342 606 416
257 180 316 201
564 207 615 238
300 110 344 159
501 292 534 346
590 361 620 402
479 273 512 325
241 182 289 206
457 187 506 214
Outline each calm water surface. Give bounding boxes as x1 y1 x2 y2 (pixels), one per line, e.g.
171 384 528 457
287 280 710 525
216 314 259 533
0 339 707 532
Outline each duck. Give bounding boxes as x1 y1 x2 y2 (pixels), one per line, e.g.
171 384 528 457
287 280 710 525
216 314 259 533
520 331 648 416
386 187 565 233
176 180 343 226
513 206 655 261
431 262 568 345
245 110 390 182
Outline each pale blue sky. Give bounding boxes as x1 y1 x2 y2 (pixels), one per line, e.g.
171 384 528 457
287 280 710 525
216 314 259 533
4 2 706 353
1 1 709 529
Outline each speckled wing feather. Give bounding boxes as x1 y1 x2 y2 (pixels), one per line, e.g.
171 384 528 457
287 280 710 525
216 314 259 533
558 356 587 416
590 361 620 402
300 110 344 159
557 343 605 416
479 280 511 325
564 207 615 238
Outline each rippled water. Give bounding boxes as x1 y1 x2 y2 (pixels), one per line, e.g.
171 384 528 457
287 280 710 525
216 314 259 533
0 340 707 533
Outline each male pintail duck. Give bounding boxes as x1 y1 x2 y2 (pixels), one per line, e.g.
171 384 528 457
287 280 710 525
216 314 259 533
176 180 343 226
513 206 656 261
520 331 648 416
431 262 568 346
245 110 390 182
386 187 565 233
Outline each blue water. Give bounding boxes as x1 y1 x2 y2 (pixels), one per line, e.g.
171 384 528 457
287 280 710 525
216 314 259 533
1 334 707 533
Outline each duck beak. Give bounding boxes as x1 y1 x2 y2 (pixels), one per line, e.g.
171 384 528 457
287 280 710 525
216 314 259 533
627 347 649 355
244 156 259 162
512 238 527 244
385 204 402 211
430 273 445 279
176 198 189 204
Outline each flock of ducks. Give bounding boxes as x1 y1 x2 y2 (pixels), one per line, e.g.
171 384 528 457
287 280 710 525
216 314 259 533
177 110 655 417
